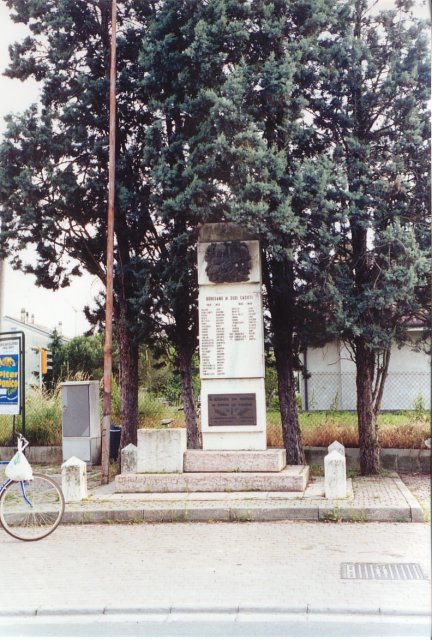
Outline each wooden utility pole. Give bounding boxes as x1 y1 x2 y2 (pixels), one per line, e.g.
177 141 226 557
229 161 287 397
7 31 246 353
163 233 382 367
101 0 117 485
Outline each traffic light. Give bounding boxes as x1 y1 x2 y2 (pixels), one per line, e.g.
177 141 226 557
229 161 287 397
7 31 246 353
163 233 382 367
40 348 53 375
40 348 48 374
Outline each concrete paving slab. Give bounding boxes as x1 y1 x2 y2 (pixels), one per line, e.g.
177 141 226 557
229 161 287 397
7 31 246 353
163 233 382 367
392 476 426 522
90 490 318 501
0 522 430 620
56 473 430 524
93 490 316 501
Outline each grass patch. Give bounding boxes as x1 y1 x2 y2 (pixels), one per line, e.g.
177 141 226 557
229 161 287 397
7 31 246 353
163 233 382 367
111 379 177 428
267 410 430 449
0 385 179 446
0 387 62 446
0 389 429 449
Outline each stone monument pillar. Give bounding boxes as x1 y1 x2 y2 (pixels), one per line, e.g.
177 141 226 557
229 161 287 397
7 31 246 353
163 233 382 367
198 223 266 450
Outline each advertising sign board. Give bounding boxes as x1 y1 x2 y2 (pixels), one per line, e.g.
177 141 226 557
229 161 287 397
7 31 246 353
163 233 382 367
0 337 21 415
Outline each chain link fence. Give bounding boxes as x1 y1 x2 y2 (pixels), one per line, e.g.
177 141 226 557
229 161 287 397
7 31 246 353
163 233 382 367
300 371 430 412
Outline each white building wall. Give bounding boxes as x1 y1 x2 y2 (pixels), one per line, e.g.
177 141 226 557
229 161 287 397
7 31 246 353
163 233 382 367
301 333 430 411
300 342 341 410
2 316 61 386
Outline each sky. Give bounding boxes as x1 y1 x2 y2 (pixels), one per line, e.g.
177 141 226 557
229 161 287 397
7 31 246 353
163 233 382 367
0 0 429 339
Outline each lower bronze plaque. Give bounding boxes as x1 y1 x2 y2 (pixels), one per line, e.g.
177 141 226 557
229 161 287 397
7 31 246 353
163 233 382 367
208 393 257 426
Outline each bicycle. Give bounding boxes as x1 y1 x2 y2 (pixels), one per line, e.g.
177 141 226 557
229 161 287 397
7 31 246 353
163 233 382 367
0 433 65 541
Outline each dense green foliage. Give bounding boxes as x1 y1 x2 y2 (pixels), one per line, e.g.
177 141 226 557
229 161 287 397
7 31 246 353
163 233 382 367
0 0 157 447
306 0 431 472
0 0 429 471
46 330 108 387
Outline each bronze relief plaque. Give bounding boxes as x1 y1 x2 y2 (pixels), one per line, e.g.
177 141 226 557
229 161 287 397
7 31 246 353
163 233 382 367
208 393 257 426
204 241 252 283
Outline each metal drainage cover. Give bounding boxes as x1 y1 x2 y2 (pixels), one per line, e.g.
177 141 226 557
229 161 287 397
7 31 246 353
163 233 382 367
341 563 426 580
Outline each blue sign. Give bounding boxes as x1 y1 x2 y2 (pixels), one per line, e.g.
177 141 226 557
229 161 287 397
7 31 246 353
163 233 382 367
0 340 20 415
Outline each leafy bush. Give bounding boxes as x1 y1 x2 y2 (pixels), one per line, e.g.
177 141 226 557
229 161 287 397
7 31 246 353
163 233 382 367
265 366 279 409
0 387 62 446
411 394 428 423
137 390 169 426
110 380 170 427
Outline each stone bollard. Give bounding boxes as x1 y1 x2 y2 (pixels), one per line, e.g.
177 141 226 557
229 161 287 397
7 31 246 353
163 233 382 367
328 440 345 457
324 450 347 499
61 456 87 502
121 443 138 474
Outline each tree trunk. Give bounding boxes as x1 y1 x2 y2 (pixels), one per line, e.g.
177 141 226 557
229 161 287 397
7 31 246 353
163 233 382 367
275 345 305 464
355 337 380 475
117 318 139 450
263 256 305 465
178 346 201 449
372 347 391 416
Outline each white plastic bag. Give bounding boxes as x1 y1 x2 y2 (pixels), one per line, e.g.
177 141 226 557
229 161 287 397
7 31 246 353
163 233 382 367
5 443 33 481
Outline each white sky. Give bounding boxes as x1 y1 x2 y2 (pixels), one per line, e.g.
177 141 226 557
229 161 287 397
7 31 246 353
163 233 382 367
0 0 429 339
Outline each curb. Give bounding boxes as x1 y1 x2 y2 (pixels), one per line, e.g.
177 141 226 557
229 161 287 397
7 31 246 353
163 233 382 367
392 476 426 522
0 604 430 618
61 502 420 524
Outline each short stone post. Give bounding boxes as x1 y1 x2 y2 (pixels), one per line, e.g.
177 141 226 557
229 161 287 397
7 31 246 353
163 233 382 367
328 440 345 457
121 443 138 474
324 450 347 499
61 456 88 502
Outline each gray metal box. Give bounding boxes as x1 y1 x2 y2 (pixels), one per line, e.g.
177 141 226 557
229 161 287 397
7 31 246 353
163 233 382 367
62 437 101 465
61 381 101 463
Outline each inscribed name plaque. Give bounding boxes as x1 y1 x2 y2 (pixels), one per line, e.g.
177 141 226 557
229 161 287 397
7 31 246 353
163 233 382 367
199 284 264 379
208 393 257 427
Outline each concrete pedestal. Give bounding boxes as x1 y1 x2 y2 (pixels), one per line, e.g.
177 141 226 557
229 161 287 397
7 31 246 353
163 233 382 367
184 449 286 472
137 428 186 473
116 465 310 493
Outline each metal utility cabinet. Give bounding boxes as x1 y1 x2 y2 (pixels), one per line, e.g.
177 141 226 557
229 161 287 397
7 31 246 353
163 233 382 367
61 381 101 464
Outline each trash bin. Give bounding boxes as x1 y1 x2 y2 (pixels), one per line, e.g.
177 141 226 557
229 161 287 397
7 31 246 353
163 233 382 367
109 425 122 461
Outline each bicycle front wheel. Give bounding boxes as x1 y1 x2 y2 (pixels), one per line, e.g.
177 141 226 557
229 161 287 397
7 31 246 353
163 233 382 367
0 474 65 541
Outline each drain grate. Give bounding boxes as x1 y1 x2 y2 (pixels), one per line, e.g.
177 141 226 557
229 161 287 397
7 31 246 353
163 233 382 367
341 563 426 580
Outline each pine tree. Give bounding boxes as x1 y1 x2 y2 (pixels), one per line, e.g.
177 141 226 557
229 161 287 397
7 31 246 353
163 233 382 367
0 0 156 448
215 0 338 463
137 0 250 447
309 0 430 473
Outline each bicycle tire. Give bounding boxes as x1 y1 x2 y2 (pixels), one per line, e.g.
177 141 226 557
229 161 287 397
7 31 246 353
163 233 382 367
0 474 65 541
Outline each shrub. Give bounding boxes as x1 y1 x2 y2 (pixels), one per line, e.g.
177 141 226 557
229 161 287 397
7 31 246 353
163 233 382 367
0 387 62 446
411 394 428 423
137 390 169 426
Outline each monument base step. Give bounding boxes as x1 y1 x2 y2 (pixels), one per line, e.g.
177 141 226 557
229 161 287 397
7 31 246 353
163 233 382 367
184 449 286 472
115 466 310 493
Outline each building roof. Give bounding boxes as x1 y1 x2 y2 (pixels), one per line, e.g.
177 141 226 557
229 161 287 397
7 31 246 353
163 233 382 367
2 315 68 341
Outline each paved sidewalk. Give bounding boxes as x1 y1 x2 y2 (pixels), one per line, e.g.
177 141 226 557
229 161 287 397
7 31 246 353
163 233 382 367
55 469 429 524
